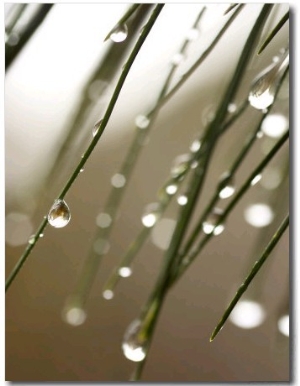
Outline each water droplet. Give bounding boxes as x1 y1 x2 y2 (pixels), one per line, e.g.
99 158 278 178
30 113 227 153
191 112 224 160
272 56 279 63
251 174 262 186
118 266 132 278
261 114 288 138
227 103 237 113
122 319 147 362
28 235 36 245
110 24 128 43
177 195 188 206
135 115 150 129
141 203 160 228
39 233 44 238
190 139 201 153
103 289 114 300
165 184 178 195
190 160 199 169
80 168 84 173
96 213 112 228
244 203 274 227
93 119 103 137
93 238 110 255
63 307 87 326
202 208 224 235
186 28 199 41
171 154 191 178
48 200 71 228
111 173 126 188
171 53 184 66
248 51 289 110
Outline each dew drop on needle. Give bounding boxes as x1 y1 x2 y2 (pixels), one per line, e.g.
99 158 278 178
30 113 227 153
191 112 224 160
48 199 71 228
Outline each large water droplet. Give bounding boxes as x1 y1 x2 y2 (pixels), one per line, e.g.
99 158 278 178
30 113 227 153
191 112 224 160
48 200 71 228
165 183 178 195
110 24 128 43
248 51 289 110
177 194 188 206
122 319 147 362
202 208 224 235
229 300 266 329
171 154 191 178
141 203 160 228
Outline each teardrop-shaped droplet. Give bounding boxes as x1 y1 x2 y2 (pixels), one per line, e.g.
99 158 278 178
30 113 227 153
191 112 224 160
141 203 160 228
202 208 224 236
248 50 289 110
48 199 71 228
93 119 103 137
122 319 147 362
110 24 128 43
171 154 191 178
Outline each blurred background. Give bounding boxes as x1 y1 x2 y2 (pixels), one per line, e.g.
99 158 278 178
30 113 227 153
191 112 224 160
5 3 289 382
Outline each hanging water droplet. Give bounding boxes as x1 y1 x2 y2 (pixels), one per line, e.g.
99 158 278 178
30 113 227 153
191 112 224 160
135 115 150 129
39 233 44 238
171 154 191 178
251 174 262 186
96 212 112 228
48 200 71 228
111 173 126 188
171 53 185 66
141 203 160 228
177 194 188 206
63 307 87 326
202 208 224 235
28 235 36 245
93 119 103 137
118 266 132 278
186 28 199 41
165 184 178 195
244 203 274 228
248 50 289 110
190 139 201 153
110 24 128 43
122 319 147 362
103 289 114 300
80 168 84 173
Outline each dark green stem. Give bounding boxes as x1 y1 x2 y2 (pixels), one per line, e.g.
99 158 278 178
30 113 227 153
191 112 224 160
210 214 289 341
